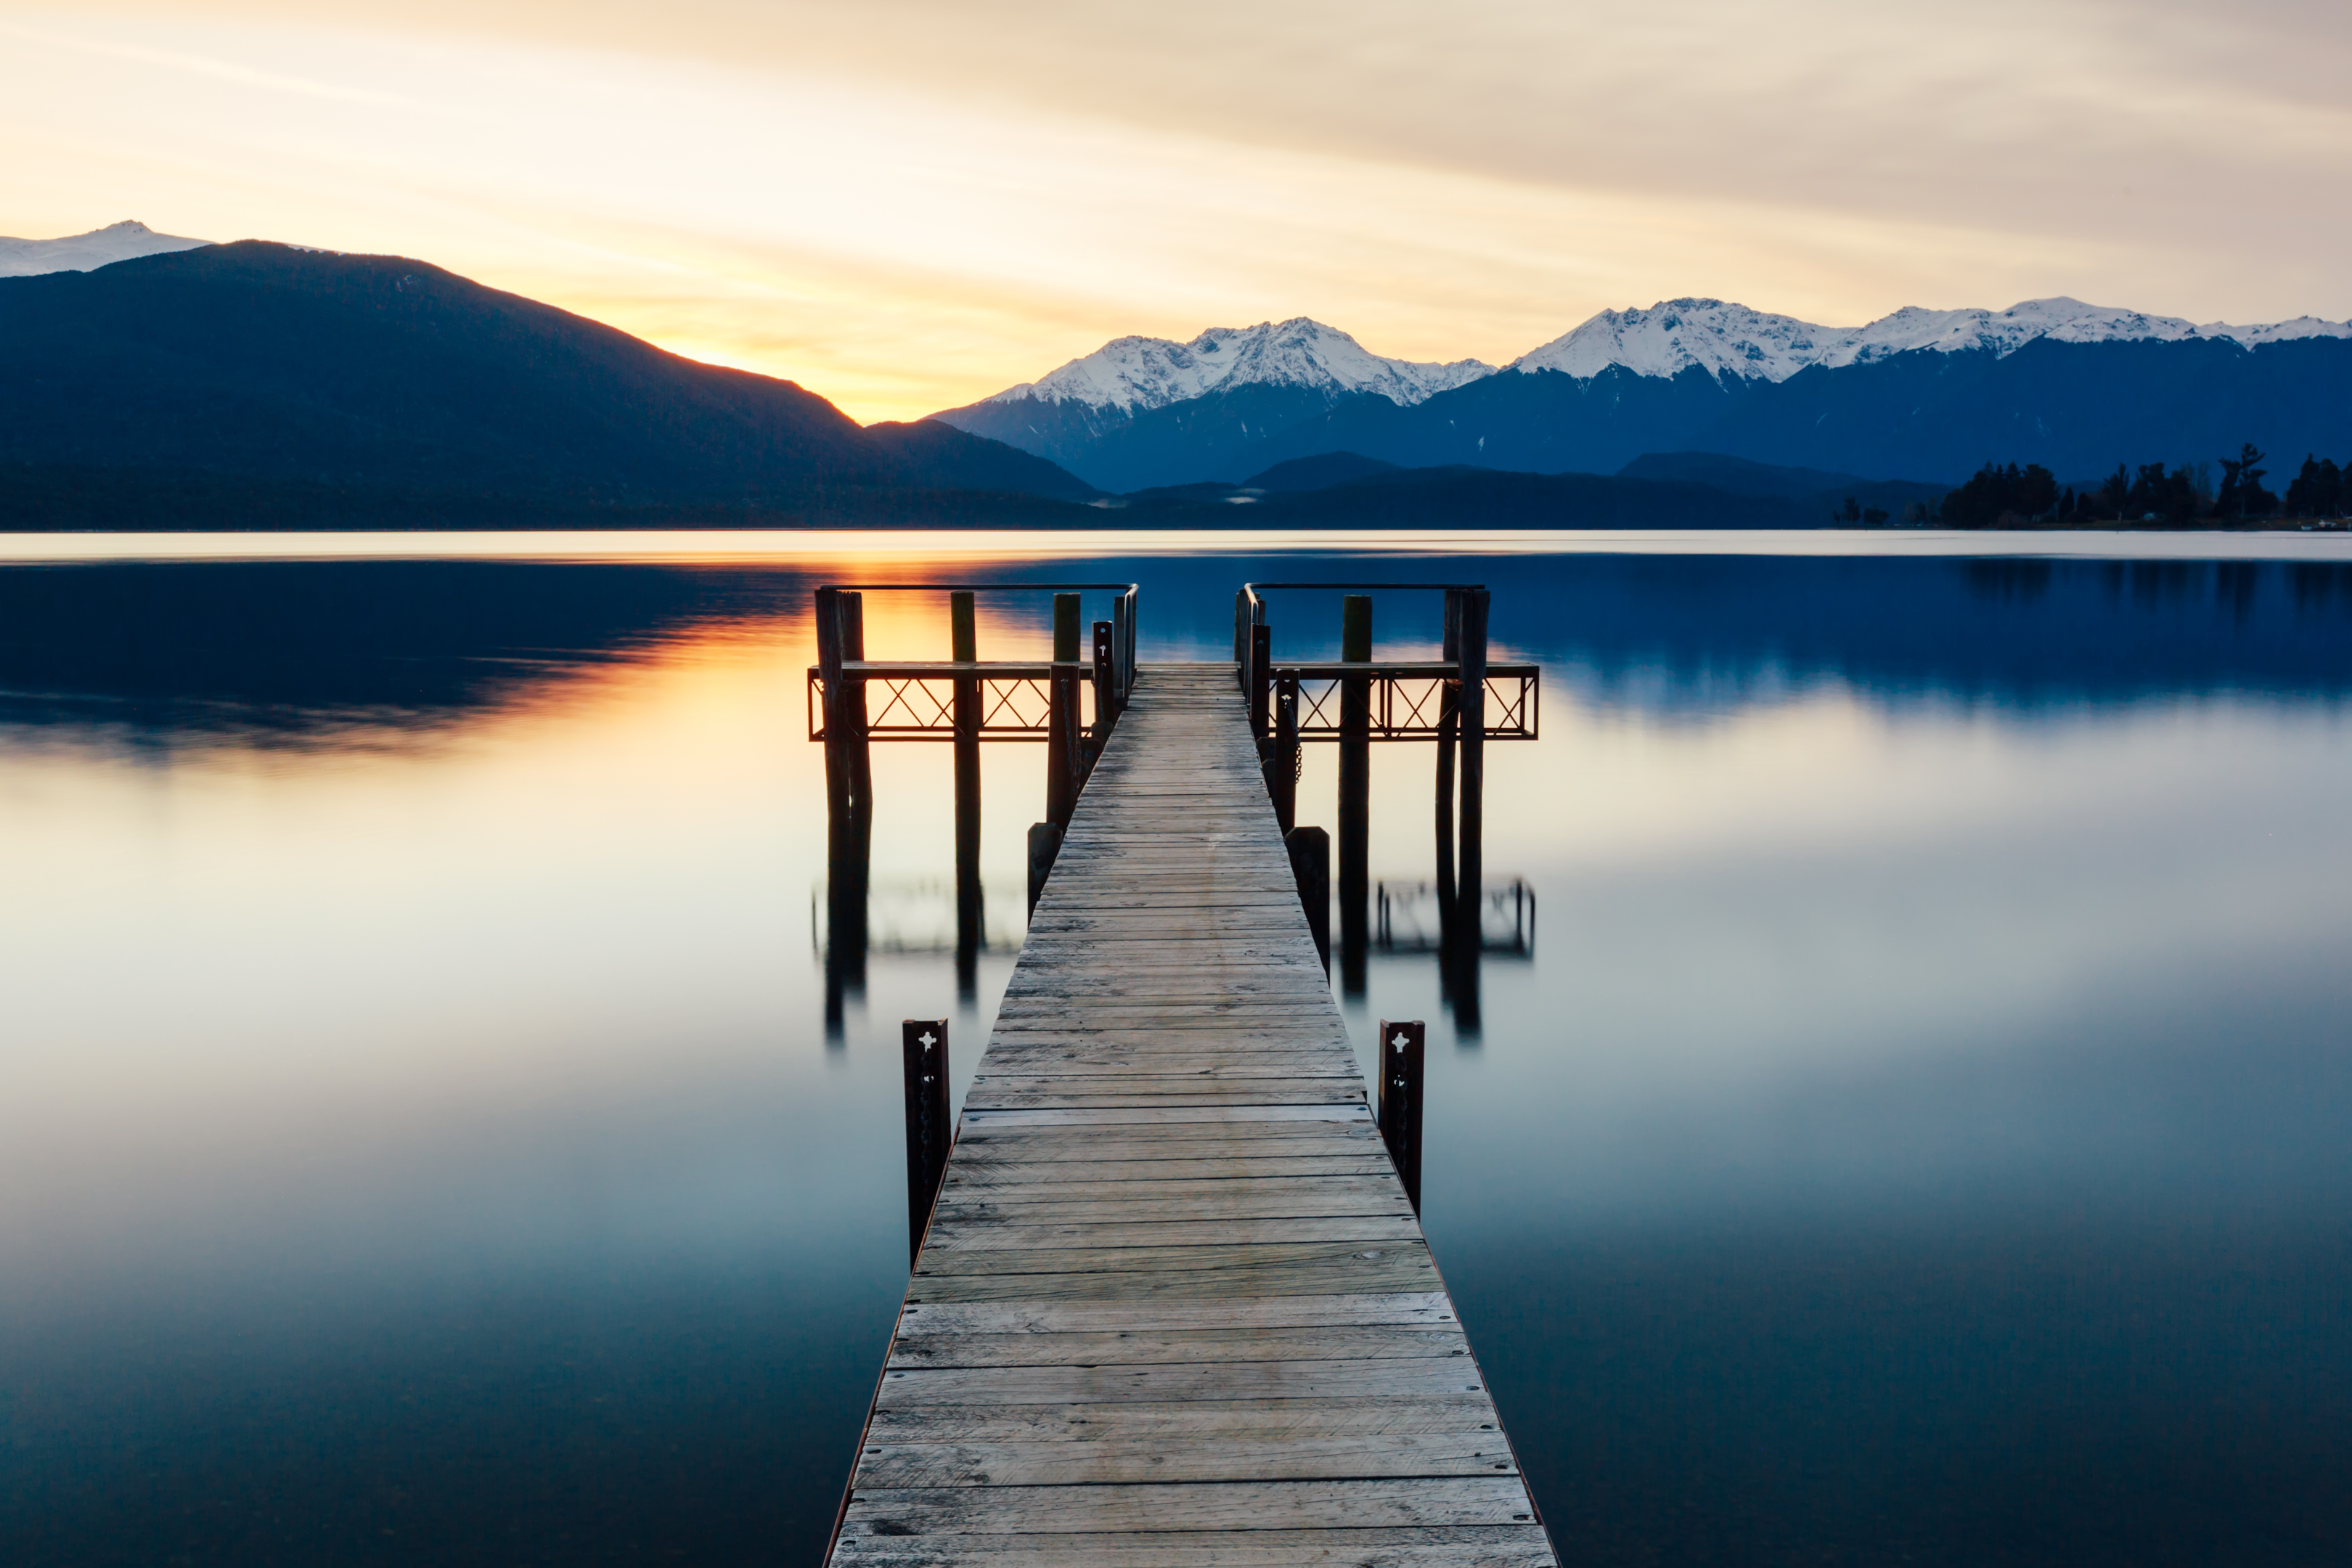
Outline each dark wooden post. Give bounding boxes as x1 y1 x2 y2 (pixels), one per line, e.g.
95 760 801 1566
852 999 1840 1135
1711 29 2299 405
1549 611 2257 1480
1026 821 1062 916
841 591 874 857
1455 589 1487 958
1249 623 1272 739
1091 620 1114 746
1048 593 1080 828
1338 595 1371 997
1234 590 1250 691
815 587 849 828
902 1019 952 1267
1377 1018 1425 1212
951 591 981 999
1286 825 1330 971
1111 593 1130 715
1434 588 1462 945
1270 673 1299 832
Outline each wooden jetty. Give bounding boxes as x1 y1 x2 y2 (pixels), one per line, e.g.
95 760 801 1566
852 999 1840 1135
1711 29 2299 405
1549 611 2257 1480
828 663 1554 1568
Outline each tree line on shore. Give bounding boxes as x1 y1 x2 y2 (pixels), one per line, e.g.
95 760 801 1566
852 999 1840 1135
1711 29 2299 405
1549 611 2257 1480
1849 445 2348 528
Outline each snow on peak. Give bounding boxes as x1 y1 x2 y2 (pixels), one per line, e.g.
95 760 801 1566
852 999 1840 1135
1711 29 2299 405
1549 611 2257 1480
0 219 213 278
986 318 1493 412
1511 295 2352 381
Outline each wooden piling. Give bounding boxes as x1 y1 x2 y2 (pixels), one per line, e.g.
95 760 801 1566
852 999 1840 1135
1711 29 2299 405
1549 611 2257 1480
1091 620 1114 747
1048 594 1081 828
1339 595 1371 996
900 1019 952 1267
1026 820 1061 916
1249 623 1272 739
1435 588 1462 945
1455 590 1488 959
952 591 981 998
1270 672 1300 832
841 591 873 844
1378 1018 1426 1213
1286 823 1331 970
815 587 849 827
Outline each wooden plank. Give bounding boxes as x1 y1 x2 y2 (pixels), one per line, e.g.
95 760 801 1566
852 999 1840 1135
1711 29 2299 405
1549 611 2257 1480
833 1526 1556 1568
886 1325 1469 1368
890 1294 1457 1334
840 1478 1538 1532
855 1432 1521 1486
823 665 1550 1568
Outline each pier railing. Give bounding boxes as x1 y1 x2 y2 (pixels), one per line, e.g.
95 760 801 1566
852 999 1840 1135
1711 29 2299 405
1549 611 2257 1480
1236 581 1529 1007
807 582 1138 1030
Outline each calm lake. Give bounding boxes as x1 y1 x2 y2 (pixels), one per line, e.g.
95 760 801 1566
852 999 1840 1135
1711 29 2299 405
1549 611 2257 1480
4 530 2350 1567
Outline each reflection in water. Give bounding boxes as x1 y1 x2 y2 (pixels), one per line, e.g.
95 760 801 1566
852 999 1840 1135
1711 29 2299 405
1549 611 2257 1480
2 542 2350 1567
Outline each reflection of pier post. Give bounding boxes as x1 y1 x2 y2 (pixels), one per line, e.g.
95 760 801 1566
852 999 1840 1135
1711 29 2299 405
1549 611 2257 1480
1451 589 1489 1033
951 590 981 1002
1338 595 1371 997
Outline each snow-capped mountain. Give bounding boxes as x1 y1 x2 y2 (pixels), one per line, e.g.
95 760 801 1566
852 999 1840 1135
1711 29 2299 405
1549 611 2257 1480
0 220 213 279
1512 296 2352 382
987 318 1493 412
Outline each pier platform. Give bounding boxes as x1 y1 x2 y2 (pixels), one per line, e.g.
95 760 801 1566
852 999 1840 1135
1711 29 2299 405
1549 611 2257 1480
828 663 1552 1568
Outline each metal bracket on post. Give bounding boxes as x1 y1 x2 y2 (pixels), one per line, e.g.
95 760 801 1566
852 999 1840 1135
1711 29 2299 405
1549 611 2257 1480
902 1019 952 1267
1377 1018 1425 1213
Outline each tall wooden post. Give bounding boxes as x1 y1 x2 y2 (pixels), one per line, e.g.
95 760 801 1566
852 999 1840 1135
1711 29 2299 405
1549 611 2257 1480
815 587 849 828
1286 825 1331 971
1111 595 1128 715
1091 620 1114 747
1234 591 1250 691
1249 624 1272 739
817 587 869 1038
1048 593 1080 828
1026 821 1062 916
1378 1018 1425 1213
1434 589 1462 946
1339 595 1371 997
1453 589 1489 1031
952 591 981 1000
902 1019 952 1267
1270 673 1299 832
842 590 873 854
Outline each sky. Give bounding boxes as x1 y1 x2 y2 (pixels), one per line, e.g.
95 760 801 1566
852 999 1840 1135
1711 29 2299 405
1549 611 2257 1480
5 0 2352 422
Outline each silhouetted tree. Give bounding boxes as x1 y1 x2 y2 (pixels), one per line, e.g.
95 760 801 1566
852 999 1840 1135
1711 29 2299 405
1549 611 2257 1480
2096 463 2131 520
1862 504 1889 526
1940 461 2060 528
2283 454 2343 518
2123 461 2200 523
2214 442 2277 520
1838 496 1862 524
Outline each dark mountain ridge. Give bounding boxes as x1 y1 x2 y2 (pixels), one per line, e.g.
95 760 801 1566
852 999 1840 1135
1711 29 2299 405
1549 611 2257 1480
0 242 1095 527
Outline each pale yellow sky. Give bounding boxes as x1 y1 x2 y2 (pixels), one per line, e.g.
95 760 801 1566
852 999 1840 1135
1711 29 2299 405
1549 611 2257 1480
6 0 2351 421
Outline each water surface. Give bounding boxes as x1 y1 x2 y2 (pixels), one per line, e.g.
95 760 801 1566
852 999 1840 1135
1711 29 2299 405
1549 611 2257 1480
4 534 2348 1566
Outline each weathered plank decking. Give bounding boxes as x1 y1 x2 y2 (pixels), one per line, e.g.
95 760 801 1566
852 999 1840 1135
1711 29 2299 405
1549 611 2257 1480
830 663 1553 1568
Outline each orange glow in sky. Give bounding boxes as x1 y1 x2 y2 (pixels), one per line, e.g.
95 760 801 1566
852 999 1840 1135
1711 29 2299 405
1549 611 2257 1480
7 1 2352 422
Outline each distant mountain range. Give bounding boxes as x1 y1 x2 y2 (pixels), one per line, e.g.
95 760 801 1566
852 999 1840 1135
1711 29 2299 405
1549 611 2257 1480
7 226 2349 529
0 242 1093 528
0 220 213 278
936 298 2352 491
